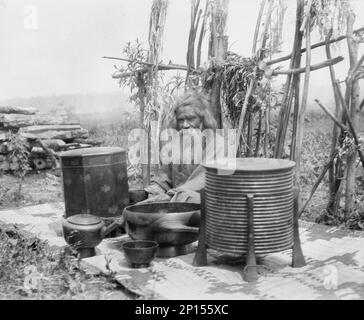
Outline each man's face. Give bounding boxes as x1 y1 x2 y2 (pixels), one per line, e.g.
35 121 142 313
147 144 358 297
176 106 203 131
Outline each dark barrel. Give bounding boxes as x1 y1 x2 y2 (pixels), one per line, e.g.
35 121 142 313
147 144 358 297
203 158 296 256
60 147 129 218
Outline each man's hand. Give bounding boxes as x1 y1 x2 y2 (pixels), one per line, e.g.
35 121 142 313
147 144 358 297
168 189 200 203
137 193 172 204
141 182 173 204
144 183 167 196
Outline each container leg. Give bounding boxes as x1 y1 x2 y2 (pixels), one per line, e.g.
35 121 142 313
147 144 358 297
242 193 259 282
193 189 207 267
292 187 306 268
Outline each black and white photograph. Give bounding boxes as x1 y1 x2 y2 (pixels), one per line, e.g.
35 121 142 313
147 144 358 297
0 0 364 304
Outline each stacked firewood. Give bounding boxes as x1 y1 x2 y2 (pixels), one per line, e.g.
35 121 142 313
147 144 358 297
0 105 92 172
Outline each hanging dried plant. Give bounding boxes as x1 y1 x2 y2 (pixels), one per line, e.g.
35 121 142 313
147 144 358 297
115 39 148 96
201 52 279 128
310 0 351 40
213 0 229 36
252 0 288 59
266 0 288 56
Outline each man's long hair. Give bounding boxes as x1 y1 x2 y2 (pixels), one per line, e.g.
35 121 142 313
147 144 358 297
168 90 218 130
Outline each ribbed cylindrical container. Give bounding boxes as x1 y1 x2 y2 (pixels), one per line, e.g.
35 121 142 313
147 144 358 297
60 147 129 219
203 158 296 256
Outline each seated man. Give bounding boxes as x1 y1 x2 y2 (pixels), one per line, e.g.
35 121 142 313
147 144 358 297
144 90 226 203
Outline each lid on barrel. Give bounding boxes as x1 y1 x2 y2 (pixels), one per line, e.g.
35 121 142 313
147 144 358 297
60 147 125 158
203 157 295 173
67 214 102 226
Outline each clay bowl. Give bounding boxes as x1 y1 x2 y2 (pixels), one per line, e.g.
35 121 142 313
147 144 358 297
122 240 159 268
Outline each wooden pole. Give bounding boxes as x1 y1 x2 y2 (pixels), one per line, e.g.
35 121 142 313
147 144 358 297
276 83 296 158
243 194 259 282
333 180 345 217
258 0 274 60
192 189 208 266
272 56 344 75
103 56 189 71
290 77 300 161
136 72 146 128
251 0 267 55
254 108 263 157
325 29 342 215
299 0 313 32
292 186 306 267
344 10 359 218
347 53 364 83
334 82 364 172
299 152 336 217
196 0 209 68
267 26 364 66
314 99 347 132
264 103 270 157
294 15 311 187
135 72 149 187
235 80 254 156
246 112 253 157
274 0 304 159
108 54 344 79
209 0 229 128
186 0 202 85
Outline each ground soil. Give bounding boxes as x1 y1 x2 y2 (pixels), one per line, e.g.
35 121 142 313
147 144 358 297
0 170 63 210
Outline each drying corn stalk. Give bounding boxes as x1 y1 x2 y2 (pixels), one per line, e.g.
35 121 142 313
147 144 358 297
207 0 230 128
138 0 169 186
185 0 203 86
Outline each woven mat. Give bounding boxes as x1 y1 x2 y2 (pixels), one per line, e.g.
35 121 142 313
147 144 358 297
1 203 364 300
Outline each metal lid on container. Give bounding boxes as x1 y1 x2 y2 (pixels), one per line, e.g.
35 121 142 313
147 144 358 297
60 147 125 158
67 214 102 226
203 157 295 173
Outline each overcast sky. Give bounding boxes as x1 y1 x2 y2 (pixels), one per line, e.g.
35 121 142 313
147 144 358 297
0 0 363 101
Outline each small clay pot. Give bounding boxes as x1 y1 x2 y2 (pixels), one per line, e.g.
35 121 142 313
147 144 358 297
122 240 158 268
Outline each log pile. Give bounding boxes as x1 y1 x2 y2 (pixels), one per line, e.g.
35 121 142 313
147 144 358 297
0 105 91 172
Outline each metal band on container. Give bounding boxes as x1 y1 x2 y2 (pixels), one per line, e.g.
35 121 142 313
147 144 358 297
61 154 126 168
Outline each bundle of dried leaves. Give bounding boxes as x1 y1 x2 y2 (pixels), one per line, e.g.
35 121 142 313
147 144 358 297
201 52 276 128
0 223 127 300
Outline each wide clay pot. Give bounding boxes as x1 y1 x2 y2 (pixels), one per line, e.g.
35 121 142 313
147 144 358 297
123 202 200 247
